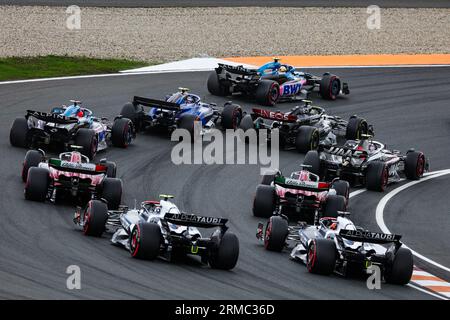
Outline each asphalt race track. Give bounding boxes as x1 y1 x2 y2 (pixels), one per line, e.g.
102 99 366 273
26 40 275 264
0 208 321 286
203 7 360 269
2 0 450 8
0 67 449 299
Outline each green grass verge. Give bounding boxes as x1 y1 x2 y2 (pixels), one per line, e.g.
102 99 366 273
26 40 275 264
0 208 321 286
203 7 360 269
0 55 152 81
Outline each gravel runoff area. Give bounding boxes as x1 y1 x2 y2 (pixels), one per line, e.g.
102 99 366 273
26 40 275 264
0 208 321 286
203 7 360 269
1 6 449 62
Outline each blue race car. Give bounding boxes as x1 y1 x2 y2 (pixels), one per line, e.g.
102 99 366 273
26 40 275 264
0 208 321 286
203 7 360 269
207 58 350 106
10 100 135 159
120 88 243 139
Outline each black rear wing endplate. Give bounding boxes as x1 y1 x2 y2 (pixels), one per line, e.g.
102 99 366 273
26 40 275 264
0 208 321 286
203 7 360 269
132 96 180 111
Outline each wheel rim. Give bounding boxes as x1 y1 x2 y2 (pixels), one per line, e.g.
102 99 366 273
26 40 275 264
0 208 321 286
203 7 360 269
232 110 242 129
416 154 424 177
269 84 279 104
123 125 131 147
264 220 272 249
330 78 339 98
83 207 90 235
311 130 319 150
307 241 316 272
130 225 140 257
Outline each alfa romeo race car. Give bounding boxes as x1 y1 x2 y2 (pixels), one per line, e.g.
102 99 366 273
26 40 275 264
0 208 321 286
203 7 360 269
22 148 122 209
74 195 239 270
302 135 429 191
257 213 413 285
207 58 350 106
239 100 372 153
253 167 349 229
10 100 135 159
120 88 243 139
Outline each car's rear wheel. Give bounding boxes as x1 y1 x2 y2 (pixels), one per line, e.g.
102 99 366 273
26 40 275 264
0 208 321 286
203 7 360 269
130 222 161 260
366 161 389 192
24 167 49 202
346 116 368 140
75 128 97 160
323 195 346 218
320 74 340 100
100 177 122 209
207 71 230 96
307 238 337 275
255 80 280 106
385 248 413 285
303 150 321 176
405 151 425 180
221 103 242 130
253 185 276 218
120 103 141 132
103 161 117 178
10 117 29 148
209 232 239 270
83 200 108 237
22 150 43 182
111 117 133 148
296 126 319 153
178 114 198 142
331 179 350 202
264 216 288 252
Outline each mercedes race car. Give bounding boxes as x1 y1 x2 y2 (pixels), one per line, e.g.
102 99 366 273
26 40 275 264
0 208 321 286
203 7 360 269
74 195 239 270
10 100 135 159
239 100 372 153
253 167 349 228
22 148 122 209
257 213 413 285
302 135 429 191
120 88 243 139
207 58 350 106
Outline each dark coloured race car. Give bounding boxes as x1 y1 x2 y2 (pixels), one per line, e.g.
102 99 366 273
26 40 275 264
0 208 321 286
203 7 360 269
207 58 350 106
74 195 239 270
10 100 135 159
257 213 413 285
302 135 430 191
239 100 372 153
253 168 349 228
120 88 243 139
22 148 122 209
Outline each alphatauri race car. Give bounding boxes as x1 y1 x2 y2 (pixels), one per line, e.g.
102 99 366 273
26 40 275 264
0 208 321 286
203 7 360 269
74 195 239 270
22 148 122 209
10 100 135 159
207 58 350 106
257 213 413 285
239 100 372 153
253 167 349 228
302 135 429 191
120 88 243 140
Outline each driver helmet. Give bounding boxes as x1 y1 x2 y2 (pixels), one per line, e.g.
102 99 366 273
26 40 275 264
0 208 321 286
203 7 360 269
76 109 84 118
279 65 287 73
185 95 194 104
368 143 376 152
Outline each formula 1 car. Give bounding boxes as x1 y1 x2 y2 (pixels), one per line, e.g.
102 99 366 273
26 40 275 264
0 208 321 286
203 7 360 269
74 195 239 270
303 135 429 191
253 167 349 228
10 100 135 159
256 213 413 285
120 88 243 139
239 100 372 153
22 147 122 209
207 58 350 106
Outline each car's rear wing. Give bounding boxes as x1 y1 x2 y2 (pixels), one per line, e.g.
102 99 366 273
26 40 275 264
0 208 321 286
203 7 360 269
164 212 228 228
339 229 401 244
322 145 368 159
132 96 180 111
48 158 107 175
216 63 258 76
252 108 297 123
274 176 330 192
26 110 78 124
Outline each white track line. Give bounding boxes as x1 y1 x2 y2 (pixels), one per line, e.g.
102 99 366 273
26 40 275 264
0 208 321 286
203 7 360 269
407 283 448 300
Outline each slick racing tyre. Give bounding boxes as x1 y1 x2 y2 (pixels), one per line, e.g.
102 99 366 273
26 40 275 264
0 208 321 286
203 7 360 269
255 80 280 106
307 238 337 275
238 114 256 144
261 171 277 185
178 114 198 143
264 216 288 252
303 150 321 176
366 161 388 192
10 117 29 148
405 151 425 180
296 126 320 153
111 117 133 148
331 179 350 202
319 74 340 100
24 167 49 202
100 178 122 210
385 248 413 285
345 116 368 140
22 149 43 182
83 200 108 237
209 232 240 270
253 185 276 218
130 222 161 260
104 161 117 178
221 103 242 130
75 128 98 160
120 103 141 132
207 72 230 96
323 195 346 218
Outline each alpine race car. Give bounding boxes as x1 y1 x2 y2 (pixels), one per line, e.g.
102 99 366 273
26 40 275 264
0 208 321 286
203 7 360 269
22 148 122 209
239 100 372 153
74 195 239 270
10 100 135 159
120 88 243 139
302 135 429 191
253 167 349 227
207 58 350 106
257 213 413 285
